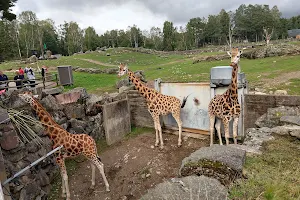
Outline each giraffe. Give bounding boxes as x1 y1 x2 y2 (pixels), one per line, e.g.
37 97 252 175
208 48 242 146
18 91 110 200
118 63 189 149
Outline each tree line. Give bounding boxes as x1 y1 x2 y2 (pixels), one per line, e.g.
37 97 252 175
1 3 300 61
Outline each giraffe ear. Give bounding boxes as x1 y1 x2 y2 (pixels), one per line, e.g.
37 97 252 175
227 51 231 56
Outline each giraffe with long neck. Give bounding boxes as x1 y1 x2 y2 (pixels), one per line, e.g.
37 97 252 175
208 48 242 146
118 63 189 149
18 91 110 200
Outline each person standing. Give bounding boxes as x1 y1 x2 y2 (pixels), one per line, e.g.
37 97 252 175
0 70 8 92
14 70 24 89
25 67 36 87
19 67 25 79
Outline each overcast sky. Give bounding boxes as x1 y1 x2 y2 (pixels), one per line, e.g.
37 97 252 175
12 0 300 34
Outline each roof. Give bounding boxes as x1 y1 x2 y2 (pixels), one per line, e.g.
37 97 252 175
288 29 300 37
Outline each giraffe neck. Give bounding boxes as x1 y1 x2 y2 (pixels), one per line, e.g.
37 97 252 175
228 62 239 98
30 98 65 137
127 70 156 100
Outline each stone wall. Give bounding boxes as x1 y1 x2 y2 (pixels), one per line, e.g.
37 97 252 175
244 94 300 130
0 87 128 200
127 90 153 128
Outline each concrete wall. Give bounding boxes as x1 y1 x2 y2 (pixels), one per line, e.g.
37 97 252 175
103 99 131 145
244 94 300 130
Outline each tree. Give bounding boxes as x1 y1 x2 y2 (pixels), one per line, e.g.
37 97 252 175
0 0 17 21
84 26 98 51
186 17 205 48
150 26 163 50
163 21 176 51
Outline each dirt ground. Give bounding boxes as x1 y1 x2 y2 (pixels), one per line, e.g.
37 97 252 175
62 132 209 200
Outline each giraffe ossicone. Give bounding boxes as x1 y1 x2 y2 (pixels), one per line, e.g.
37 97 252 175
118 63 189 149
18 91 110 200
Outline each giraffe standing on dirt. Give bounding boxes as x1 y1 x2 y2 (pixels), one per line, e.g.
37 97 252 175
208 48 242 146
18 91 110 200
118 63 189 149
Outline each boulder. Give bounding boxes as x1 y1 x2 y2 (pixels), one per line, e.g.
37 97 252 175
274 90 288 95
280 116 300 126
55 87 88 104
255 106 300 128
104 68 118 74
270 125 300 139
179 145 246 186
119 85 135 93
140 176 228 200
116 78 130 89
41 86 64 97
64 103 85 119
85 94 104 116
40 95 63 111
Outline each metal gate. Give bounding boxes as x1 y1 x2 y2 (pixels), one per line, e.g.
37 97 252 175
155 80 211 135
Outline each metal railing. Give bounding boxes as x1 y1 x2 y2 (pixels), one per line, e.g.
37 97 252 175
0 73 58 90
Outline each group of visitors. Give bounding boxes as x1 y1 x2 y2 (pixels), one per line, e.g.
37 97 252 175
0 67 36 94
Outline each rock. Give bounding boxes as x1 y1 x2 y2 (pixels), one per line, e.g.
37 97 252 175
270 125 300 138
27 55 38 63
0 126 20 150
280 116 300 126
140 176 228 200
55 87 88 104
255 106 300 128
40 95 63 111
228 144 262 154
6 88 30 108
179 145 246 186
274 90 288 95
36 170 50 187
116 78 130 89
85 94 104 116
119 85 135 93
242 128 274 152
104 68 118 74
90 113 104 140
69 118 87 129
27 140 40 153
64 103 85 119
41 86 64 97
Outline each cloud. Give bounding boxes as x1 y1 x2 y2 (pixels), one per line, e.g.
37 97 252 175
12 0 299 34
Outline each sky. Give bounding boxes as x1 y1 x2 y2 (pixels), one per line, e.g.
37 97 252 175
12 0 300 34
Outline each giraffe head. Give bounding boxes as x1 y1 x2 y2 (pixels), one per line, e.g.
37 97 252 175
18 91 36 105
118 63 128 77
227 48 242 65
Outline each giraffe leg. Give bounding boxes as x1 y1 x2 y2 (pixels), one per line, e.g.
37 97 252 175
223 119 230 145
90 163 96 189
154 121 159 147
215 119 223 145
89 156 110 192
60 170 66 197
233 117 239 144
57 157 71 200
172 112 182 147
209 114 216 146
157 121 164 150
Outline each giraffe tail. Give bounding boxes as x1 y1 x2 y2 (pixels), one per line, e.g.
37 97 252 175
181 93 192 108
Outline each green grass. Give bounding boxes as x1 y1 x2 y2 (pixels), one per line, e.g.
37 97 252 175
275 78 300 95
229 135 300 200
1 48 300 95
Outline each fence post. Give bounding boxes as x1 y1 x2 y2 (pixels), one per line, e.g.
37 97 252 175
43 77 45 89
21 79 23 89
55 74 58 86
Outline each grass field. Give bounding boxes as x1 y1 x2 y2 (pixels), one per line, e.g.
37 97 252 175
1 46 300 95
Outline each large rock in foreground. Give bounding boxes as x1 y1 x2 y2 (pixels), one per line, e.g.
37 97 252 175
179 145 246 186
140 176 228 200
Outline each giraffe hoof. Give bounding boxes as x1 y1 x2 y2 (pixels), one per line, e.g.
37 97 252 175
61 193 66 198
155 142 159 147
106 188 111 192
159 146 164 150
177 143 182 147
